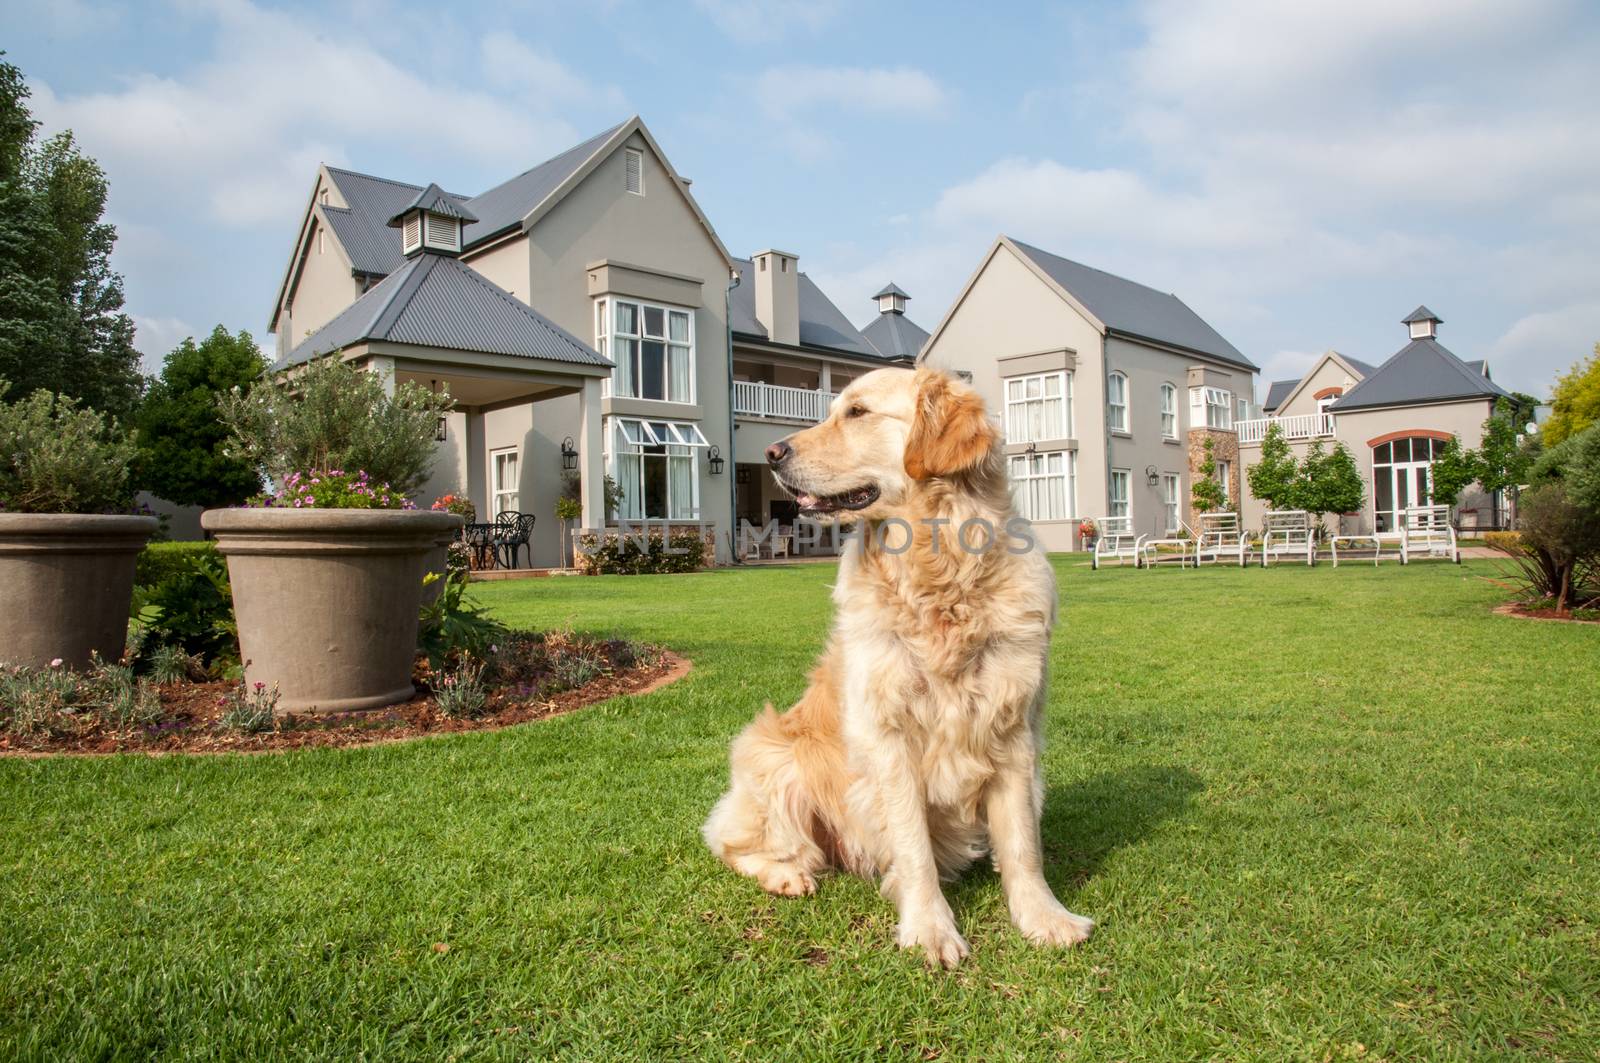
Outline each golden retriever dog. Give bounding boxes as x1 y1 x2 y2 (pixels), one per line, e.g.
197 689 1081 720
703 366 1093 968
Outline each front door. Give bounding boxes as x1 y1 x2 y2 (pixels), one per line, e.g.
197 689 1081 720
1372 437 1435 532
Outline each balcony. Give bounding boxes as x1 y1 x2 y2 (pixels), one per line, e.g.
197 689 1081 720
1237 413 1336 445
733 380 836 423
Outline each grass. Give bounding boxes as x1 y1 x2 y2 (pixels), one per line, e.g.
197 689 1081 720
2 557 1598 1060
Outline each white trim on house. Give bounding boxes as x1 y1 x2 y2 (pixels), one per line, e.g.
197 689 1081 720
1107 371 1129 433
1008 449 1075 522
1162 472 1180 531
1160 381 1177 439
1003 370 1071 443
1110 467 1131 520
491 446 520 516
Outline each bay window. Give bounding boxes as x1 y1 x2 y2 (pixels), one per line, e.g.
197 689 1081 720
608 417 709 520
1007 450 1074 521
596 298 694 403
1190 386 1233 429
1004 371 1072 443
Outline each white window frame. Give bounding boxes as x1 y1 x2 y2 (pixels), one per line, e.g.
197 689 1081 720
1217 458 1232 505
1003 370 1072 444
1107 372 1129 433
596 298 695 404
607 417 708 522
1191 386 1233 429
1161 473 1180 532
1160 382 1177 439
1007 450 1075 522
1110 468 1130 520
491 447 520 516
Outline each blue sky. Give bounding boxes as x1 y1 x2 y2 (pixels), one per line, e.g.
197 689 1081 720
8 0 1599 398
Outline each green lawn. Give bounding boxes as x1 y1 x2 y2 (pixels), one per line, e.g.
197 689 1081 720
3 558 1598 1060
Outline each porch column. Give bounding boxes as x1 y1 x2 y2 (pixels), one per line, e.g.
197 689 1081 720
465 408 487 518
368 355 397 397
579 376 604 528
819 361 832 395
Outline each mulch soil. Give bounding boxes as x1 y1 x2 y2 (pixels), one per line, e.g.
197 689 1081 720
1 652 689 757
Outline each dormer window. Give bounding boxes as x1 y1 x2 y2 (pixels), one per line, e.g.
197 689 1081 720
387 182 477 258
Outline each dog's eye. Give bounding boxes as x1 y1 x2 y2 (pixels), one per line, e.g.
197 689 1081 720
845 404 869 419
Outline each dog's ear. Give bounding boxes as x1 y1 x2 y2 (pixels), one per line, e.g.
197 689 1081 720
904 368 997 480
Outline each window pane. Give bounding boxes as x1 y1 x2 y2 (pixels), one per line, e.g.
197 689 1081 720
595 299 606 336
613 338 636 396
668 344 691 402
1007 380 1022 401
1044 374 1060 397
1392 438 1410 462
1375 442 1391 464
643 454 667 518
668 451 694 519
641 341 665 400
669 310 689 343
615 454 642 519
615 301 637 335
643 306 665 338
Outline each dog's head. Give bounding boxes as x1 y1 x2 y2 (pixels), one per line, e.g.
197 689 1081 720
766 367 998 523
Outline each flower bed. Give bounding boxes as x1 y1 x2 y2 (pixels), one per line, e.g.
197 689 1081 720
0 631 684 755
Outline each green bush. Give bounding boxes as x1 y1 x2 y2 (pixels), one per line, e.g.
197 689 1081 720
132 547 238 671
576 529 708 574
0 383 138 514
417 571 506 672
218 356 453 497
135 541 215 589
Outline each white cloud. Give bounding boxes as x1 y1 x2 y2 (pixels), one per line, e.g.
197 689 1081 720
755 65 948 119
132 314 199 372
693 0 841 43
480 31 627 110
1488 301 1600 396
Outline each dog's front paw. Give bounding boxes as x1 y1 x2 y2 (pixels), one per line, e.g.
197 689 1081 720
756 862 816 897
897 914 970 969
1012 898 1095 948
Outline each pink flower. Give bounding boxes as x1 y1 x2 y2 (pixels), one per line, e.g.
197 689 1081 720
49 657 63 669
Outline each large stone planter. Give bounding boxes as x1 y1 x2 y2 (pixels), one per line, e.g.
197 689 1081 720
201 508 463 714
0 514 159 669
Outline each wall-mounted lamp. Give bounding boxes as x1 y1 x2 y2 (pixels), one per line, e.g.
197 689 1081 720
1145 464 1160 487
560 436 579 472
706 444 725 475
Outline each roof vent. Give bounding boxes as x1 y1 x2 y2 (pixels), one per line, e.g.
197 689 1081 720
873 282 909 315
388 182 478 258
1402 304 1441 341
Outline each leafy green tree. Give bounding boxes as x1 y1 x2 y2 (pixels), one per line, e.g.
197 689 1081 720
1543 345 1600 445
1428 437 1482 508
134 326 268 507
1191 436 1226 514
0 55 143 418
1293 441 1364 534
1476 396 1540 496
1246 422 1298 509
219 356 454 497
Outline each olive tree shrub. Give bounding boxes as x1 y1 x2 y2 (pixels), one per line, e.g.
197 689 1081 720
0 381 138 513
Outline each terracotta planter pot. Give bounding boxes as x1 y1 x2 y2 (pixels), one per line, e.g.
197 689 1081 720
201 508 464 714
0 514 159 669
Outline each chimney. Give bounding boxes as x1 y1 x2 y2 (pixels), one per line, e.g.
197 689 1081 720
752 249 799 346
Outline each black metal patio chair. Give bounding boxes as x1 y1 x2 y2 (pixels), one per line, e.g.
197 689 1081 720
495 511 534 569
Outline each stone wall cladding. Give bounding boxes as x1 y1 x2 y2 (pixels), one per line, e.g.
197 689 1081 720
1186 428 1241 527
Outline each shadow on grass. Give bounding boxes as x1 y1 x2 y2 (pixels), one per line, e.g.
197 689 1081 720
946 765 1204 907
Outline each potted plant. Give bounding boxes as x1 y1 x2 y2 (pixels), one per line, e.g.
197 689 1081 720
1077 518 1098 548
204 358 459 714
0 386 157 668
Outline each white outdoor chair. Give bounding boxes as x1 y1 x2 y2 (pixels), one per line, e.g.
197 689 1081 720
1260 509 1315 567
1402 505 1460 563
1192 511 1250 567
1091 516 1145 569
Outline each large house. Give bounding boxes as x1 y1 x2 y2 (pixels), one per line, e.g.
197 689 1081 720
269 117 923 566
919 236 1258 550
1237 306 1509 533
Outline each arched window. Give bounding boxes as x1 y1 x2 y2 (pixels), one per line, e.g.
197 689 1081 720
1107 372 1128 432
1371 433 1451 531
1159 382 1177 439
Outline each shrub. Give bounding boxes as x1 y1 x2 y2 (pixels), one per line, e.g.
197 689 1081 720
251 469 412 510
218 682 278 733
1510 483 1600 612
1483 531 1523 556
135 541 215 589
218 355 454 497
417 571 506 671
431 492 475 523
89 658 161 728
0 383 138 514
146 644 199 685
1190 437 1226 515
133 548 237 671
0 661 79 735
434 658 489 719
576 529 708 575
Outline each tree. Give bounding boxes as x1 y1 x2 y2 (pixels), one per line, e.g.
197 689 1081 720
218 356 454 497
1543 345 1600 446
1293 441 1364 534
1477 395 1540 496
1246 422 1298 509
1428 436 1482 508
134 326 269 508
0 55 143 418
1191 436 1226 514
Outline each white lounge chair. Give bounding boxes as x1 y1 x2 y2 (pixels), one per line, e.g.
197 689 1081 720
1260 509 1315 567
1091 516 1145 569
1139 521 1193 570
1403 504 1460 563
1193 511 1250 567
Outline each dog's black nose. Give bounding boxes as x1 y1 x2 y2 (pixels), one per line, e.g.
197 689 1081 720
765 441 792 467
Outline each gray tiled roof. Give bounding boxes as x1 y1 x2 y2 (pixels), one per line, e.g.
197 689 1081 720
1343 355 1379 376
389 183 478 225
1262 379 1297 412
729 259 887 359
862 311 928 361
281 253 608 370
1008 238 1256 370
1402 305 1442 324
459 123 622 248
1330 338 1505 412
872 281 910 299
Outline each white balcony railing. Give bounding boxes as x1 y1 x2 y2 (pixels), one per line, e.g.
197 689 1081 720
1237 413 1336 445
733 381 836 422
